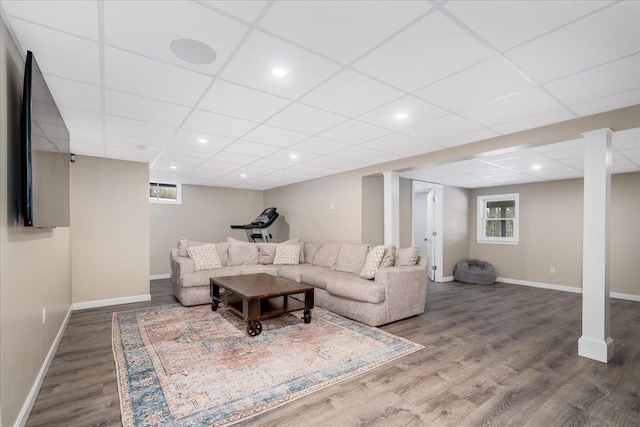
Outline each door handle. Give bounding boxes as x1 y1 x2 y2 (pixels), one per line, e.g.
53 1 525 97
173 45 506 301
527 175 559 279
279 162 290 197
424 238 428 241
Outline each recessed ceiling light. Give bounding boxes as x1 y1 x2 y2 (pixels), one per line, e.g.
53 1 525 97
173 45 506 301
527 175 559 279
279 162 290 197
289 154 298 159
531 164 542 170
271 68 287 77
395 113 408 120
170 38 217 64
170 165 177 170
197 138 208 144
136 144 160 152
240 174 247 178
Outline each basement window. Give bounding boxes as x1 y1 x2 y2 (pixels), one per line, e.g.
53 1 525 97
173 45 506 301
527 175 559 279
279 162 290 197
149 182 181 204
477 193 519 245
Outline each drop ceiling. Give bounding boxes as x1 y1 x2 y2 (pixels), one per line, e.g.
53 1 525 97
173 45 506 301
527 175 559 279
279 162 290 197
2 0 639 190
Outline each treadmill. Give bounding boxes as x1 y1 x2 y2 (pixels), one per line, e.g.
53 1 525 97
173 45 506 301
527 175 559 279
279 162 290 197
230 207 279 242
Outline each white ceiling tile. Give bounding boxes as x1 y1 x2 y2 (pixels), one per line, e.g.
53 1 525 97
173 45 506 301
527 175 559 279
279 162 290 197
266 103 348 134
154 154 203 168
300 69 403 117
361 133 426 153
235 165 282 178
105 145 157 163
353 10 494 91
209 151 261 165
187 167 227 178
198 160 242 172
357 96 448 131
104 1 247 75
366 153 403 164
163 142 218 160
69 127 103 146
320 120 391 144
9 19 100 85
105 115 176 140
331 146 384 162
460 87 563 127
444 1 610 51
283 163 328 174
267 150 320 163
180 176 213 186
570 89 640 117
70 141 103 157
252 158 293 170
200 1 268 23
105 47 212 106
288 137 351 155
3 0 99 40
221 31 342 99
171 130 234 151
612 163 640 174
415 57 535 112
106 90 191 127
613 128 640 142
394 141 445 157
402 114 483 142
304 156 367 171
259 1 432 63
531 138 584 153
619 146 640 160
59 107 103 131
182 109 257 138
104 133 163 150
198 80 290 122
438 129 500 148
538 146 585 160
507 1 640 83
490 108 576 135
544 54 640 106
268 169 308 179
44 75 101 112
224 140 281 157
614 137 640 152
150 162 184 175
243 124 308 147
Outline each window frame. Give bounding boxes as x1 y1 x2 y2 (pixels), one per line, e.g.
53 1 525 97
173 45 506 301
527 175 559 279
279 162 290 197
149 182 182 205
476 193 519 245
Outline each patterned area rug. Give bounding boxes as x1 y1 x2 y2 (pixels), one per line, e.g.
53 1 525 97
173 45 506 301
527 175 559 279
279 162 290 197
112 304 423 426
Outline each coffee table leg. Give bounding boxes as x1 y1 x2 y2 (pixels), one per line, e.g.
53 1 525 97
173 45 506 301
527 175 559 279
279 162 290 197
303 289 314 323
247 320 262 336
210 279 220 311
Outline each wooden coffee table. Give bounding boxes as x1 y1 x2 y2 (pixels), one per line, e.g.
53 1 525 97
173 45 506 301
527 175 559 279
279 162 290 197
210 273 314 337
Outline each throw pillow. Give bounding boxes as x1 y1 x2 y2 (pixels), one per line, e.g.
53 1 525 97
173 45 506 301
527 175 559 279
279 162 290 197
379 244 396 268
215 242 229 266
336 242 370 274
281 237 304 263
359 245 385 279
273 244 301 265
257 242 278 264
186 244 222 271
226 237 259 266
395 246 420 266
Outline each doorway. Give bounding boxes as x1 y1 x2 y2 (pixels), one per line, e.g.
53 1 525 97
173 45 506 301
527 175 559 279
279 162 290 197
411 181 443 281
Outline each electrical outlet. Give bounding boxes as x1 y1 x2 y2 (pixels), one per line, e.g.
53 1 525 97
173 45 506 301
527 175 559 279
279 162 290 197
42 307 46 324
550 266 556 274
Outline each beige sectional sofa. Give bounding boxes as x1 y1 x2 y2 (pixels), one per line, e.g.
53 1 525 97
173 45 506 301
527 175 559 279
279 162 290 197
170 237 428 326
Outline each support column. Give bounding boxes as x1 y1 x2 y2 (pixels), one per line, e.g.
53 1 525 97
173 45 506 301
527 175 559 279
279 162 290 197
578 128 614 363
383 171 399 246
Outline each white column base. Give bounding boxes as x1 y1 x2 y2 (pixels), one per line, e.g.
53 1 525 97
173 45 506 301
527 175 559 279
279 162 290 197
578 336 614 363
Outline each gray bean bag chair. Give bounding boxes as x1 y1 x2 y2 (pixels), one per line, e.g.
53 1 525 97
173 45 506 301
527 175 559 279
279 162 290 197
454 259 497 285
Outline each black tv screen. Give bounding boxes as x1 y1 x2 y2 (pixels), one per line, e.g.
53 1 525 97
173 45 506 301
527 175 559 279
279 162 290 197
22 51 70 227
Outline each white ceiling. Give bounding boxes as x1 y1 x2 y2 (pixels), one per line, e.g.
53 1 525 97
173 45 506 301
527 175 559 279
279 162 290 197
2 0 639 190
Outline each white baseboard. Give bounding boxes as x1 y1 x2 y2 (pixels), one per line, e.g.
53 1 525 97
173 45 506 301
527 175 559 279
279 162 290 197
441 276 454 282
72 294 151 311
150 274 170 280
15 305 72 427
497 277 640 302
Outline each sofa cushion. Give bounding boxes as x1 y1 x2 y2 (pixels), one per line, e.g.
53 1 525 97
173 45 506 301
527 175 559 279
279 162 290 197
359 245 385 279
186 244 222 271
216 242 229 266
304 242 321 264
312 241 341 269
258 243 278 264
182 267 242 288
396 247 420 266
278 264 321 282
379 244 396 268
178 237 208 257
237 264 279 276
336 242 369 274
325 277 385 304
274 244 301 265
300 269 347 290
226 237 259 266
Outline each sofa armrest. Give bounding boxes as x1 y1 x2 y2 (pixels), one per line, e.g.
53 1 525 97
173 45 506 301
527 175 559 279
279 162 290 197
171 253 195 277
374 261 428 321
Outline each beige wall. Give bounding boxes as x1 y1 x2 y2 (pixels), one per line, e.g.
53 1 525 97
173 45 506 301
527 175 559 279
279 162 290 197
361 175 384 246
443 185 470 277
150 184 263 275
71 155 150 303
0 19 72 427
469 173 640 296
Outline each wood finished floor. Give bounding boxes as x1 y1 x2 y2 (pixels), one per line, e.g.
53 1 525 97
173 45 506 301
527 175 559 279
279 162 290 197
26 280 640 427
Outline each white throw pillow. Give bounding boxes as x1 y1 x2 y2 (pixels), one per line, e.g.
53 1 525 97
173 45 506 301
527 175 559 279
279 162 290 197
186 244 222 271
273 244 301 265
359 245 385 280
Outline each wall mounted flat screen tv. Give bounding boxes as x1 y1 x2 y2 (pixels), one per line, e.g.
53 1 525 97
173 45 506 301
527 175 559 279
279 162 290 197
22 50 70 227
